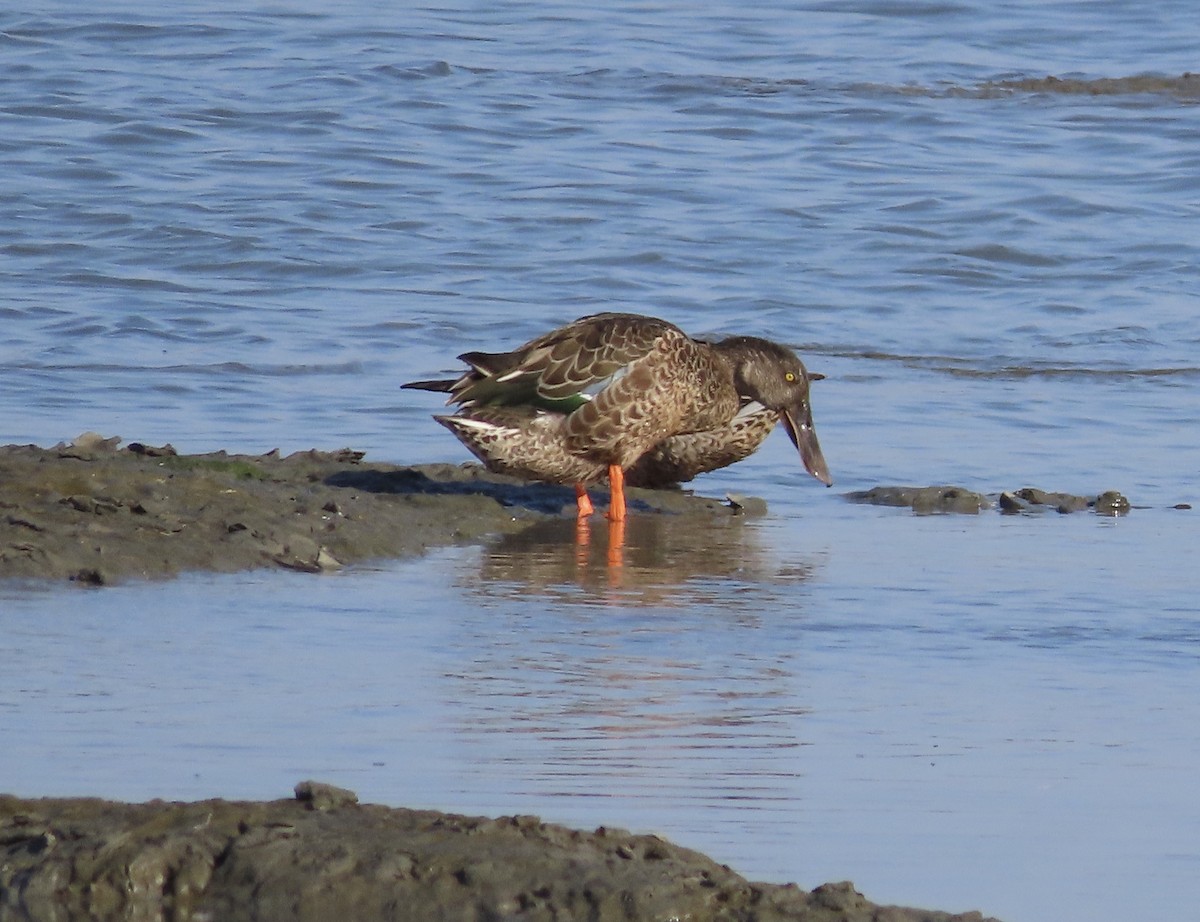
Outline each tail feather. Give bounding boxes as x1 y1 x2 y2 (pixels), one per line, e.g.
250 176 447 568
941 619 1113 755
458 349 521 376
401 378 456 393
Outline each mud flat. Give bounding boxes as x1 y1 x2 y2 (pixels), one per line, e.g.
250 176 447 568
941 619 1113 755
0 435 742 586
1 435 1146 586
0 782 998 922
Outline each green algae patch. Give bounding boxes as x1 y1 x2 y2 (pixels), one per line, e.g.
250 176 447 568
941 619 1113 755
159 455 270 480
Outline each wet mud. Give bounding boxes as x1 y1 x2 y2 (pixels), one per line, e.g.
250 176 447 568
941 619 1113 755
1 435 1143 585
0 435 741 586
0 782 998 922
845 484 1134 516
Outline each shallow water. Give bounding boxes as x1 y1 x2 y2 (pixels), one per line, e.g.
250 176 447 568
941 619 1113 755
3 506 1198 921
2 3 1199 921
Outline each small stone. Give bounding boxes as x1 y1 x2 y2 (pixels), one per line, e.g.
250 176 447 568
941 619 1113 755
1093 490 1131 516
997 491 1030 513
72 432 122 453
127 442 177 457
725 493 768 516
71 568 107 587
316 548 342 571
294 780 358 810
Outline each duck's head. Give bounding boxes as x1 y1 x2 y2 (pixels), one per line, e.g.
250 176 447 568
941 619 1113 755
715 336 833 486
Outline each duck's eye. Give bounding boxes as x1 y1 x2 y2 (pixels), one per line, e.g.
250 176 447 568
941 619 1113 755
784 372 796 382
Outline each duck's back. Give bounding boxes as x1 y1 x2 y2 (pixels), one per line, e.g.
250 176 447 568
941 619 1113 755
556 316 739 468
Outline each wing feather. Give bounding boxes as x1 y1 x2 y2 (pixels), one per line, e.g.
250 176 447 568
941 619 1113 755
450 313 683 407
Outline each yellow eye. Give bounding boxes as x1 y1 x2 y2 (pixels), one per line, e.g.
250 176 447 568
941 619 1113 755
784 372 796 382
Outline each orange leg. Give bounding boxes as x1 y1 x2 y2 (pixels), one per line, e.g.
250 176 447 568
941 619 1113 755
606 464 626 522
574 483 595 518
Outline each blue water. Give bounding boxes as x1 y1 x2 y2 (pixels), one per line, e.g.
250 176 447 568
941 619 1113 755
2 3 1199 920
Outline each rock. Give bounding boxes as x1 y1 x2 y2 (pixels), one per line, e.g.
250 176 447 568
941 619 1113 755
1093 490 1131 516
1011 488 1089 513
726 493 769 516
997 491 1028 513
294 780 359 810
127 442 178 457
315 547 342 571
845 485 989 514
852 485 1134 517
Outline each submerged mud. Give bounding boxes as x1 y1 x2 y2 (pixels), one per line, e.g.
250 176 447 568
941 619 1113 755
0 783 998 922
845 484 1134 515
980 72 1200 99
866 71 1200 100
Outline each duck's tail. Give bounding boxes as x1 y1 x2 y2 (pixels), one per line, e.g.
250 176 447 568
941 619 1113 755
401 378 456 393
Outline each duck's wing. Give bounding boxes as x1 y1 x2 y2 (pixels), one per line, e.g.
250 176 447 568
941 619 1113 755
453 313 683 409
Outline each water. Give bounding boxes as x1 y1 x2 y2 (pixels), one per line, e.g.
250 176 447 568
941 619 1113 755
2 3 1199 920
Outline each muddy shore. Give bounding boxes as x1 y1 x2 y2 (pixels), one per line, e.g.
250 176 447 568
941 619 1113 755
1 434 1136 586
0 434 744 586
0 782 997 922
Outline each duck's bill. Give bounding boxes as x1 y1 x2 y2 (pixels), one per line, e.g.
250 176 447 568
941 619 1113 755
782 406 833 486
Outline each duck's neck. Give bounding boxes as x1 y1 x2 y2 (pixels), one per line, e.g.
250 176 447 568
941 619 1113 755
710 336 770 397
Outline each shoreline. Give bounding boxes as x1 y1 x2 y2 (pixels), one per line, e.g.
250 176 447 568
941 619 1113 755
0 782 998 922
0 435 741 586
1 434 1137 586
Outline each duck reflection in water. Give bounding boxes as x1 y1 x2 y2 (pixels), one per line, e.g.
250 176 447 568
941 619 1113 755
467 512 820 606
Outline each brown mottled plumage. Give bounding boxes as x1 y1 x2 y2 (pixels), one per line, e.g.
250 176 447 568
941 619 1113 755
403 313 831 519
627 402 783 488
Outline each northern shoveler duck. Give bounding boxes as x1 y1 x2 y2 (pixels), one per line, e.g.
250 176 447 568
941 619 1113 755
403 313 831 520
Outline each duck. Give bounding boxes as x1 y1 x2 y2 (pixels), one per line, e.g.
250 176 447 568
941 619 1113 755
403 312 831 520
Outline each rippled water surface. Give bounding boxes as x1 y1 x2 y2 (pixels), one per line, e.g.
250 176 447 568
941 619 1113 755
2 3 1199 921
